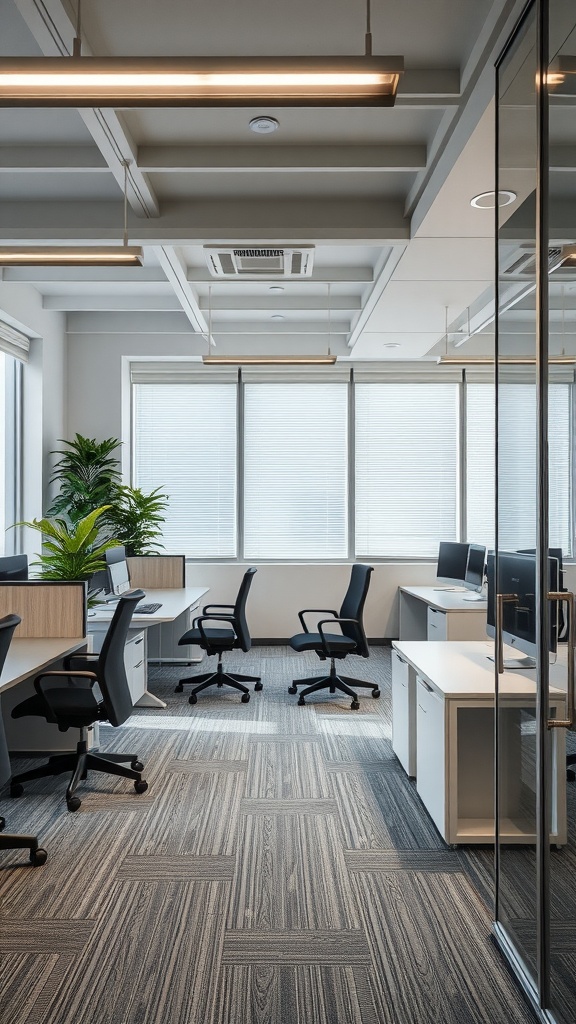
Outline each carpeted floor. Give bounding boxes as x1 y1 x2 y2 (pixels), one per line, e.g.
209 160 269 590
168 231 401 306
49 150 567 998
0 645 567 1024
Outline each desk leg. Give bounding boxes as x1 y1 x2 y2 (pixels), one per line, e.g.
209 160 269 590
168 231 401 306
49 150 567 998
134 690 167 709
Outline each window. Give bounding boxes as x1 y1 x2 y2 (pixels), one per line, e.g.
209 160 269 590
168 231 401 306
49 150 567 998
355 382 459 557
466 381 572 554
133 382 237 557
243 382 348 558
0 352 22 555
132 369 574 561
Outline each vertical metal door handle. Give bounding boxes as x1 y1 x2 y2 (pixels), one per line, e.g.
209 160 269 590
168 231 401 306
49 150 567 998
496 593 517 674
548 591 575 729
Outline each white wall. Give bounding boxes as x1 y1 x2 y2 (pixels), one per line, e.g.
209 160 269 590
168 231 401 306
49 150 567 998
0 282 67 554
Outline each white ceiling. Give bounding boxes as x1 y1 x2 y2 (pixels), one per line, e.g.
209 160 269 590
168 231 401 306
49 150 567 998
0 0 561 361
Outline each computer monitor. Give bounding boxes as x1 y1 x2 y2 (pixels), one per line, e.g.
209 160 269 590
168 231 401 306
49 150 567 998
486 550 559 668
0 554 28 581
435 541 470 589
462 544 487 602
105 546 131 596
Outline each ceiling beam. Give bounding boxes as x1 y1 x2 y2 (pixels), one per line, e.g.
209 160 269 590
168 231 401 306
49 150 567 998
198 295 361 312
138 145 427 173
153 246 208 334
2 266 168 283
0 146 108 172
43 294 180 312
396 68 460 106
14 0 160 218
189 266 375 283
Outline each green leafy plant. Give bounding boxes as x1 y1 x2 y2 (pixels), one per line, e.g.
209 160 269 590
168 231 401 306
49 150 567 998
104 486 169 556
47 434 122 523
21 506 120 581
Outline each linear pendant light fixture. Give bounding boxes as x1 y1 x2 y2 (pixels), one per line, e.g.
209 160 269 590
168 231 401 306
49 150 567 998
0 161 143 267
0 0 402 107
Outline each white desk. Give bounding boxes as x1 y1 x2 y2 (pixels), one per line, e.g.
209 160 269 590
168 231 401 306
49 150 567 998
391 640 567 846
89 587 209 709
1 637 87 756
398 585 487 641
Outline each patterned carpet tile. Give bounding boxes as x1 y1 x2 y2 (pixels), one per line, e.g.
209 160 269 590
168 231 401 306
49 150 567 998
240 798 338 815
344 850 463 873
209 964 381 1024
166 758 249 774
0 953 71 1024
0 919 95 954
222 929 371 965
246 740 331 799
117 854 236 881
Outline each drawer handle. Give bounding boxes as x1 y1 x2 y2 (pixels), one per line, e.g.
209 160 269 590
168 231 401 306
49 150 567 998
418 679 433 692
134 660 144 669
134 637 144 645
395 655 407 665
430 608 439 616
417 703 427 714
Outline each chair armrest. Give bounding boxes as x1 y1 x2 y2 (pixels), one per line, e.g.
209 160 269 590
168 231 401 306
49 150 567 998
317 617 358 657
194 614 237 647
32 670 98 722
202 603 235 614
298 608 339 633
63 652 99 670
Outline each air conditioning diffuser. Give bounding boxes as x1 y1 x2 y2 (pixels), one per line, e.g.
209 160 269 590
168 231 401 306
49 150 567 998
204 245 314 277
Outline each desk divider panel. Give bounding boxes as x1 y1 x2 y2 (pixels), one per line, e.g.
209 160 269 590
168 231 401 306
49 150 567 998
127 555 185 590
0 581 86 637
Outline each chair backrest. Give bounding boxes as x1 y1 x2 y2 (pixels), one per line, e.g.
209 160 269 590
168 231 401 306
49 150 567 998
97 589 145 727
232 567 257 652
0 613 21 675
338 564 373 657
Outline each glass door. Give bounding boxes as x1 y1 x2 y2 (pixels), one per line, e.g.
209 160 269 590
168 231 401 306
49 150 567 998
494 3 576 1022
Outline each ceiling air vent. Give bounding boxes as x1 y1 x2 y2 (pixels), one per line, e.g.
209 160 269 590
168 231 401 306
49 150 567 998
204 245 314 277
503 246 569 277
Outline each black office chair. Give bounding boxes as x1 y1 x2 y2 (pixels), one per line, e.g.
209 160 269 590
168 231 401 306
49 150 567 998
288 564 377 709
0 614 47 865
10 590 148 812
176 567 262 703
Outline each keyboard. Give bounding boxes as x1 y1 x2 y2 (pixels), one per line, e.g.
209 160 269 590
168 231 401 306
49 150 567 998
137 602 162 614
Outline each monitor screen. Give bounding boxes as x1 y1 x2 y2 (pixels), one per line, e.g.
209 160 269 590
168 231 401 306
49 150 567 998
105 546 131 596
486 550 559 663
0 554 28 581
436 541 470 585
464 544 486 593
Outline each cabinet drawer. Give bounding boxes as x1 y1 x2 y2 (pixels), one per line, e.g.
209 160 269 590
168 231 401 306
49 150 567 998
125 632 146 704
427 606 447 640
391 650 416 776
416 676 446 838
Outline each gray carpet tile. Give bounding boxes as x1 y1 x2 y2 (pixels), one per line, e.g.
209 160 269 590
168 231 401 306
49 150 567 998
221 929 372 965
209 964 381 1024
0 646 559 1023
117 854 236 881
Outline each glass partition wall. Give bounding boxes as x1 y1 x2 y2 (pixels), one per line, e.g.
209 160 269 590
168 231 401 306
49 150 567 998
494 2 576 1021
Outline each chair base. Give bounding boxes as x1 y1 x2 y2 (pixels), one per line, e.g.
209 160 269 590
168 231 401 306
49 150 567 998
288 660 380 710
175 659 262 703
0 815 47 865
10 739 147 811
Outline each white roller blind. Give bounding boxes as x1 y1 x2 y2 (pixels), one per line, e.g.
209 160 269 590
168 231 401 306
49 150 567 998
466 382 571 554
0 320 29 362
243 382 348 558
133 382 237 557
355 382 459 557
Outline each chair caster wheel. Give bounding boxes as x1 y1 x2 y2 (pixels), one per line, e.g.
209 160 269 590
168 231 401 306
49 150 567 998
10 783 24 798
298 697 306 706
174 684 183 693
134 780 148 794
189 693 198 705
241 693 250 703
351 700 360 710
67 797 81 812
31 847 47 866
568 769 575 782
131 760 144 772
372 689 381 698
288 686 297 695
254 681 263 691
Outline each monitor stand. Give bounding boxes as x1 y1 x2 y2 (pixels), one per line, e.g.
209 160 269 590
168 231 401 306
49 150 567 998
487 653 537 670
463 592 485 602
433 586 466 592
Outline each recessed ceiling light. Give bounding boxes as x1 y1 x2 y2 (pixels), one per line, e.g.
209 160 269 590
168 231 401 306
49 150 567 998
384 342 400 349
271 313 285 320
269 285 284 292
470 190 517 209
249 116 279 134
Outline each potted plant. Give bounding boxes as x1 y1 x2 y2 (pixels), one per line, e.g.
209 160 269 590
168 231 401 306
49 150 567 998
47 434 122 523
20 506 120 588
104 485 169 556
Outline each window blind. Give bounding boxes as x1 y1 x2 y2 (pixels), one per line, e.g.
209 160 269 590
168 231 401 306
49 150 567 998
355 382 459 557
243 382 348 559
466 382 571 555
0 320 29 362
133 382 237 557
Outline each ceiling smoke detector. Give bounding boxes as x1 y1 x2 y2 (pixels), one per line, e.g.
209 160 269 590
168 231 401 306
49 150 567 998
249 116 279 134
204 245 315 277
